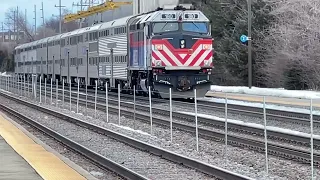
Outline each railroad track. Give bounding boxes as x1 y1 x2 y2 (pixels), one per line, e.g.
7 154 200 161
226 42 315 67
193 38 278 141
2 88 320 167
0 101 147 180
0 91 252 180
7 80 320 126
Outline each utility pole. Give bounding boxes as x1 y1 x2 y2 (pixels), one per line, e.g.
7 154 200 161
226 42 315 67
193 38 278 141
40 1 45 38
2 22 4 42
72 0 86 28
248 0 252 89
33 5 37 37
55 0 66 34
16 6 19 43
13 10 16 42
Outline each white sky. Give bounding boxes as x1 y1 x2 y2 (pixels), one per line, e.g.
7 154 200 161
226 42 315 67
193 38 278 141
0 0 77 30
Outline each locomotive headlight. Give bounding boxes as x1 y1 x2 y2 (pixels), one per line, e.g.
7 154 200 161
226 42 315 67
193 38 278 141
203 44 210 50
180 39 185 48
155 44 163 51
156 60 162 66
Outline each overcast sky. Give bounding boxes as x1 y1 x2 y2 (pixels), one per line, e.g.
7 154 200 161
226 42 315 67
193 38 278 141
0 0 77 30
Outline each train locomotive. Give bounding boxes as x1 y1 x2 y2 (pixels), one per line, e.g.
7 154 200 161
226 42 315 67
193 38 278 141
14 4 214 98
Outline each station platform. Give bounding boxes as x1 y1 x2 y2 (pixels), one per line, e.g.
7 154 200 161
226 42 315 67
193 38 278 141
206 91 320 108
0 112 95 180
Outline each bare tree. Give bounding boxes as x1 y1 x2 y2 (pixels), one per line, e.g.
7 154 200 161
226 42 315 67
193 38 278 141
261 0 320 89
4 7 34 43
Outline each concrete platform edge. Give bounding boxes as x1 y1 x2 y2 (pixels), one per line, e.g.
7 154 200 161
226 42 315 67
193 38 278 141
0 111 99 180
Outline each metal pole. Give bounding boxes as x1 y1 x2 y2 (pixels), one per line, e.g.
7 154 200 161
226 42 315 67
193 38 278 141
118 83 120 125
34 76 37 100
106 82 108 122
40 1 45 37
133 85 136 129
86 50 88 116
69 79 71 111
310 98 314 180
170 88 173 142
77 79 79 113
24 76 26 97
44 78 46 104
194 89 198 152
263 96 268 174
248 0 252 89
40 77 42 103
95 80 97 119
62 79 64 107
225 93 228 158
149 86 152 135
56 79 58 107
27 78 29 97
50 78 52 104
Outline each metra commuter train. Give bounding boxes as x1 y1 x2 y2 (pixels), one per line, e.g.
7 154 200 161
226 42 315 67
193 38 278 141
14 4 214 98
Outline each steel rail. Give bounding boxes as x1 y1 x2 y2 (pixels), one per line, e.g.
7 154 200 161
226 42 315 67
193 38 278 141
0 103 148 180
2 91 320 166
0 91 252 180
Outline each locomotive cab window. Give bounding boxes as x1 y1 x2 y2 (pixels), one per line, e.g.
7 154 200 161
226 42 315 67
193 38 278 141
152 22 178 33
182 22 208 34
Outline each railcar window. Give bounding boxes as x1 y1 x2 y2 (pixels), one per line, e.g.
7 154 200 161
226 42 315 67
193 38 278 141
153 22 178 33
182 22 208 34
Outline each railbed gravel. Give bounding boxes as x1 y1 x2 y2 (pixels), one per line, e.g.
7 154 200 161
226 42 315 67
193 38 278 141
5 92 320 180
14 83 320 134
0 95 215 180
6 116 120 180
73 91 320 135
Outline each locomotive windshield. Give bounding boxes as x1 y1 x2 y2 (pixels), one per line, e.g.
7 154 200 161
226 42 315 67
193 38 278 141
182 22 208 34
152 22 209 34
153 22 179 33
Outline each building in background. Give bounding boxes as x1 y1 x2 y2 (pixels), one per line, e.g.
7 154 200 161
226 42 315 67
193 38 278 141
0 30 25 43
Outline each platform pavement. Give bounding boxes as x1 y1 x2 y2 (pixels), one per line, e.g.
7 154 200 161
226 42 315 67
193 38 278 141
0 111 99 180
0 135 43 180
206 91 320 108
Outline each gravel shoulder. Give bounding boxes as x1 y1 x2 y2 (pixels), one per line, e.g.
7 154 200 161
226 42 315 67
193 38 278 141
0 95 215 180
4 91 319 180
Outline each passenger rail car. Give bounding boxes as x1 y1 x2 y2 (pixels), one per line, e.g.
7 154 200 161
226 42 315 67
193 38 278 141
14 4 214 98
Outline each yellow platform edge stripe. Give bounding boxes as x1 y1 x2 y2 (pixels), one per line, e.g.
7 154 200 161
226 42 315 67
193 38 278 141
206 92 320 108
0 114 87 180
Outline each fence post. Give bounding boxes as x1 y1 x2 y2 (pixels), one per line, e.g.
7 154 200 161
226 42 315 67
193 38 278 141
310 98 314 180
50 78 53 104
69 79 71 111
263 96 268 174
44 78 47 103
149 86 153 135
77 79 79 113
40 77 42 103
225 93 228 158
106 82 108 123
194 89 199 151
118 83 121 125
24 76 26 97
62 79 65 107
56 79 58 107
85 80 88 116
34 76 37 100
95 80 97 119
170 88 173 142
133 85 136 129
27 77 30 97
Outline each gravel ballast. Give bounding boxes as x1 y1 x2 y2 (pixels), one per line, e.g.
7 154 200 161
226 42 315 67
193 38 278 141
2 89 320 180
0 95 215 180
